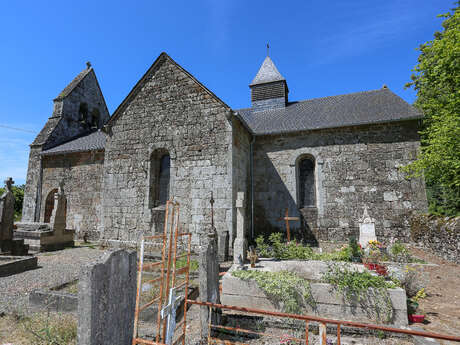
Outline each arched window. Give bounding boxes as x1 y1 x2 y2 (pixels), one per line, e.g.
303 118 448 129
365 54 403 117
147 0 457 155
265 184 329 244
149 150 170 207
298 156 316 208
79 103 88 124
158 155 170 205
90 108 100 129
44 188 58 223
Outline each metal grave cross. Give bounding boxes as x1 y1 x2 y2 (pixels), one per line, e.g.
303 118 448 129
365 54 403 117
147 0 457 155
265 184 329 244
160 287 182 345
277 208 300 242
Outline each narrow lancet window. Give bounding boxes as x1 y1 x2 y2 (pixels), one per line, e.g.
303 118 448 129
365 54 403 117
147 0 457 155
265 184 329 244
298 157 316 208
149 150 170 207
158 154 170 205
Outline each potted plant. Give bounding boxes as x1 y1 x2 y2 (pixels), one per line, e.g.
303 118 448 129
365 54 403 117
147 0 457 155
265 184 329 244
407 288 426 323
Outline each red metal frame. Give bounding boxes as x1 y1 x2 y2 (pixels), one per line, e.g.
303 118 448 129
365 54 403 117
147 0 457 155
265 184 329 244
133 201 192 345
187 300 460 345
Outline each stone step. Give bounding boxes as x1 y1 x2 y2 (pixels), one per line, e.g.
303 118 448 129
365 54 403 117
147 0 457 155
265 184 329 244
15 222 51 232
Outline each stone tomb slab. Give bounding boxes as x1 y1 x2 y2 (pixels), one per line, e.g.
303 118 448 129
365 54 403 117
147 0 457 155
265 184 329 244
0 255 38 276
221 261 408 327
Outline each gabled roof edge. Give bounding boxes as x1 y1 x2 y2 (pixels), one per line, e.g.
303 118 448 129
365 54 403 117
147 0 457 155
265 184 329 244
53 67 93 101
106 52 231 128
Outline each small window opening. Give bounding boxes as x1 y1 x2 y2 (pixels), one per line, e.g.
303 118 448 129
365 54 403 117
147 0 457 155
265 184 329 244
90 108 100 129
298 157 316 208
79 103 88 124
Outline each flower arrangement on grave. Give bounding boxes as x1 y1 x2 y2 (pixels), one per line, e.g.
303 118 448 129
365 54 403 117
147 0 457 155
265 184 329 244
363 240 388 276
407 288 426 323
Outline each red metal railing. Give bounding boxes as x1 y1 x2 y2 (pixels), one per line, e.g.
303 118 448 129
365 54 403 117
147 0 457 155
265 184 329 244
187 300 460 345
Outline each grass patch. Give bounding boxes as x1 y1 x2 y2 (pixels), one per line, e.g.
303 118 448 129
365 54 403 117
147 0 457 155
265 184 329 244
255 233 353 261
0 311 77 345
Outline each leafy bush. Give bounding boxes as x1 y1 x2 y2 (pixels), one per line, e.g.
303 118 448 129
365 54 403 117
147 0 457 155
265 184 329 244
403 5 460 216
255 235 270 257
322 263 397 323
389 241 411 263
255 233 353 262
232 269 315 314
348 237 362 261
0 184 24 221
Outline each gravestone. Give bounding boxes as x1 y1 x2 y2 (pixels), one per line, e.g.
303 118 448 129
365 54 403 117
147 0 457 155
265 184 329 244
358 206 377 248
0 178 29 255
50 181 68 236
0 178 15 243
77 249 137 345
233 192 247 264
199 228 221 340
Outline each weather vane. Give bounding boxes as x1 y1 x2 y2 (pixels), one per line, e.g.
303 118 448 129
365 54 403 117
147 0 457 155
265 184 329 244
267 43 270 57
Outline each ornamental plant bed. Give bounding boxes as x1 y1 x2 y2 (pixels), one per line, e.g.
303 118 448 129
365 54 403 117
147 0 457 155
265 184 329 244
221 262 408 326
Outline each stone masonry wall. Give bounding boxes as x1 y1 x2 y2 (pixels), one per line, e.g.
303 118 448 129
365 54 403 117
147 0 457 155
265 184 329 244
41 151 104 240
411 215 460 264
231 118 251 250
253 121 427 243
22 68 109 222
22 146 43 222
102 55 233 247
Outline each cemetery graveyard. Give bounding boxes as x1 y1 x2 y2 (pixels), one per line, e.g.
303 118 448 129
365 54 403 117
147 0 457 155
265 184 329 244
1 179 459 345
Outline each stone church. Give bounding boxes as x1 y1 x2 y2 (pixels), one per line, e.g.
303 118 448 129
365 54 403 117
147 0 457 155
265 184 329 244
22 52 427 255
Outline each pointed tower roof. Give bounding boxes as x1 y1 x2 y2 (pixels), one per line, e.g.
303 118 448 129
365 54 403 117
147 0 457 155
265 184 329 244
250 56 285 86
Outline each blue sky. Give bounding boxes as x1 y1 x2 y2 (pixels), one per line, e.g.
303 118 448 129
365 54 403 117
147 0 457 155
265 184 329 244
0 1 454 185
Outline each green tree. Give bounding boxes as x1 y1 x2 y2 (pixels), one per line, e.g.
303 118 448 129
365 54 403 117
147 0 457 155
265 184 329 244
0 184 25 220
404 3 460 216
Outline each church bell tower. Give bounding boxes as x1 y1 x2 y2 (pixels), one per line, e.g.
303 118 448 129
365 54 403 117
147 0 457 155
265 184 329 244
250 49 288 112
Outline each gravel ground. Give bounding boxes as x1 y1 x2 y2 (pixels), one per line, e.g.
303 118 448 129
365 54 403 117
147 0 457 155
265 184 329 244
0 246 105 314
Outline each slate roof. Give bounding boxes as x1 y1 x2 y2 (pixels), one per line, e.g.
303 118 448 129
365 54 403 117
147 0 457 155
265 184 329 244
236 88 422 136
250 56 285 86
32 117 61 146
41 130 106 155
54 66 92 101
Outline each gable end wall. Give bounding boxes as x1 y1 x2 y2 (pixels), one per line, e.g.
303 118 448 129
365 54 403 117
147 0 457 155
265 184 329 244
101 57 233 246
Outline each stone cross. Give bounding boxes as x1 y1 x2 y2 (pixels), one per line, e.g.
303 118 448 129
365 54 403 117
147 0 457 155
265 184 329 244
277 208 300 242
50 181 67 235
199 229 221 341
0 177 15 242
160 287 182 345
233 192 247 264
358 206 377 248
5 177 14 191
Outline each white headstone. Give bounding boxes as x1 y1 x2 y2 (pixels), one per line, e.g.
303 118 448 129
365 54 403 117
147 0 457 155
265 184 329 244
358 206 377 248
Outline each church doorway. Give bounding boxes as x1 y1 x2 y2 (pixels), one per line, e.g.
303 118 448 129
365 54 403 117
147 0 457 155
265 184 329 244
44 188 58 223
